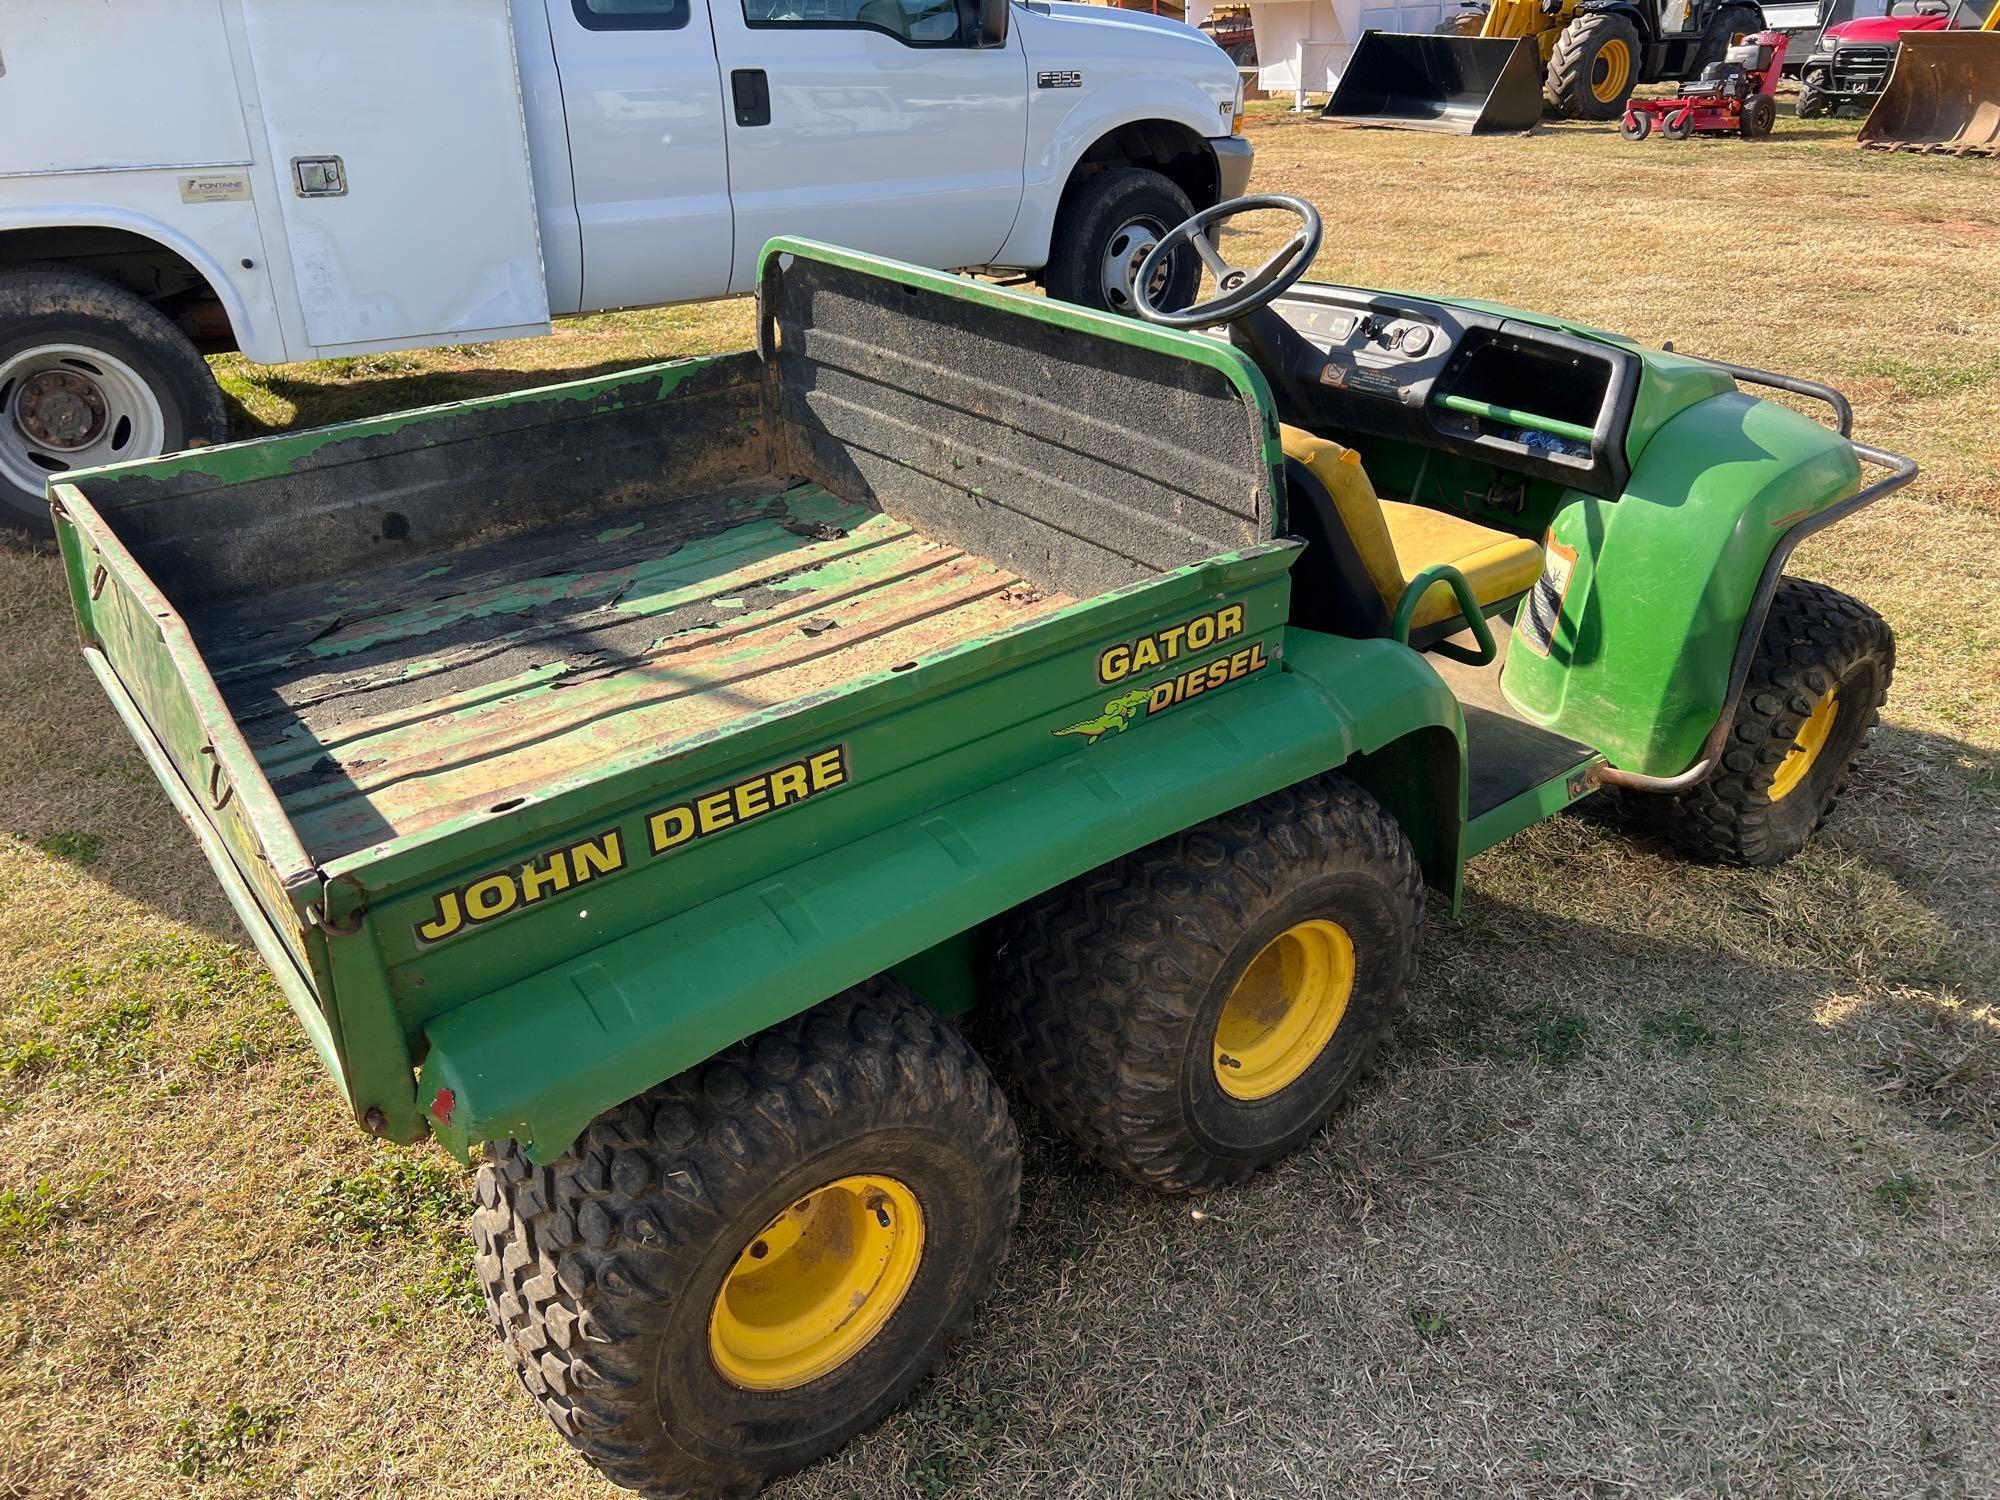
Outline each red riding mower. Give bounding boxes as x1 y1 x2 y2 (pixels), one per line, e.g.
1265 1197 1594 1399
1622 31 1789 138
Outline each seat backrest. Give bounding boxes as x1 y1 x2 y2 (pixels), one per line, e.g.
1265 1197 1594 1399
1278 424 1406 610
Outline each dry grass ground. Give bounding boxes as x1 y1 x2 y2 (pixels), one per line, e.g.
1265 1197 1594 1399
3 111 1997 1499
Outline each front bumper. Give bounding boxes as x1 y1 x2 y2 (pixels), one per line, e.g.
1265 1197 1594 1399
1211 135 1255 201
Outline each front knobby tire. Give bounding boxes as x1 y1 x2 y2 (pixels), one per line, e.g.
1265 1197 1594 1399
472 981 1021 1499
986 773 1423 1193
1643 578 1893 866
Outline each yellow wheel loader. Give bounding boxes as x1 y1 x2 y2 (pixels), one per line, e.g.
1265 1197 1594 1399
1857 0 2000 155
1324 0 1766 130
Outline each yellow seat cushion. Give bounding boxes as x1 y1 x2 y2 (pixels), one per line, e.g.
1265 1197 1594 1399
1279 423 1541 633
1380 500 1544 630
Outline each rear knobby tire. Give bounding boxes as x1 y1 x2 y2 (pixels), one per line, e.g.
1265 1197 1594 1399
986 773 1423 1193
472 980 1021 1499
1546 12 1644 120
1638 578 1893 867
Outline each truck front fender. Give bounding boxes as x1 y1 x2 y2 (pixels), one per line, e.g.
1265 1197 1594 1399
995 81 1237 270
418 629 1464 1162
0 201 288 362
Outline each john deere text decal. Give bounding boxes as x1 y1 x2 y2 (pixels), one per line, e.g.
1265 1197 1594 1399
413 744 851 945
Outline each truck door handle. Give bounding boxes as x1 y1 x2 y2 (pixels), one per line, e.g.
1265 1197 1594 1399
731 69 771 127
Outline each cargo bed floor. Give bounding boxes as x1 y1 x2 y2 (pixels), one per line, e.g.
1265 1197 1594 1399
201 481 1070 863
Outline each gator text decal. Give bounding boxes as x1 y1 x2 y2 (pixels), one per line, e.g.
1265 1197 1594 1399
1098 604 1245 685
413 745 850 945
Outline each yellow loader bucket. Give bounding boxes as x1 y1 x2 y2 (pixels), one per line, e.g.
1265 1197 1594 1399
1322 32 1545 134
1857 31 2000 155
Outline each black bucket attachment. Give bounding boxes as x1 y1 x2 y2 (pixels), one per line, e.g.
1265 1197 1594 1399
1857 32 2000 156
1321 31 1545 134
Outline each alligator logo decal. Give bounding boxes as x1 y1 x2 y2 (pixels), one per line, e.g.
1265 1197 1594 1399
1053 689 1150 745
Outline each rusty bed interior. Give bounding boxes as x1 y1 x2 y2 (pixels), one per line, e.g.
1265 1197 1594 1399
80 251 1281 867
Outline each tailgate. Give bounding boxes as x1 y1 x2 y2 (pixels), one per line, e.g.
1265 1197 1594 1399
51 483 342 1086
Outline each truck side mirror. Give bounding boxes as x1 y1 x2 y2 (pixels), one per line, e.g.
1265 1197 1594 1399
963 0 1009 47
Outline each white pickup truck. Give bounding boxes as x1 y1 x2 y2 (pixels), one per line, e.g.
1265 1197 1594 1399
0 0 1250 530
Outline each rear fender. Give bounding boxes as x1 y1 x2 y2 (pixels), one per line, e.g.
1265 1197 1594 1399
417 630 1464 1161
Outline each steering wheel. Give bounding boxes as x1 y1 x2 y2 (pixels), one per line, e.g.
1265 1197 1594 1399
1131 194 1324 328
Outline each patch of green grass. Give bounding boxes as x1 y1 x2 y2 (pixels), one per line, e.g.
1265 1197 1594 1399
0 1174 101 1257
31 829 100 865
1874 1173 1934 1219
900 1379 1011 1497
166 1401 289 1481
1413 984 1592 1069
310 1153 471 1247
1639 1007 1743 1058
1409 1303 1454 1341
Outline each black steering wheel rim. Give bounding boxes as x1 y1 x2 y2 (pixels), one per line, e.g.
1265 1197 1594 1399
1131 194 1324 329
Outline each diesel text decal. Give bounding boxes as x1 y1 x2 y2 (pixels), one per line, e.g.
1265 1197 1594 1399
414 744 850 945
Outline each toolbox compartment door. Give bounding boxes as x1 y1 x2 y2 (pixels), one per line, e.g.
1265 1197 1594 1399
241 0 551 352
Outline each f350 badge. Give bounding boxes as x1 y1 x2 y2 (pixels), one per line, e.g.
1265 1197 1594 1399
1038 70 1083 88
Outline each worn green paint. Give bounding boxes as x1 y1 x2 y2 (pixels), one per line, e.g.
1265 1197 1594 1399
419 626 1463 1161
1500 391 1861 775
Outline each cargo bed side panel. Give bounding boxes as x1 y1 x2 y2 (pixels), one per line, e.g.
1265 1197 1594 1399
54 485 326 1002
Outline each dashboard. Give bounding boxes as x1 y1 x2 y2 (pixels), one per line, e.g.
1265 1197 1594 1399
1240 285 1641 500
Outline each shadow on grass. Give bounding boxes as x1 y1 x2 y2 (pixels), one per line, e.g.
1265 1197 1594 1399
221 355 701 439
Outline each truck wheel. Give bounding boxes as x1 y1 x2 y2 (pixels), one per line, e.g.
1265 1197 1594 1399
1043 167 1202 318
1643 579 1893 867
472 980 1021 1499
986 773 1423 1193
1796 83 1829 119
0 263 227 537
1545 12 1644 120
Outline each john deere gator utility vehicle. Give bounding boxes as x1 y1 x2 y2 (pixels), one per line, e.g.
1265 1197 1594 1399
1326 0 1768 128
53 196 1910 1497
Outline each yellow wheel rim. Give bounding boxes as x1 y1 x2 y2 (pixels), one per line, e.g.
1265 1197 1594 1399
708 1173 924 1391
1591 38 1633 103
1213 918 1356 1101
1769 686 1839 803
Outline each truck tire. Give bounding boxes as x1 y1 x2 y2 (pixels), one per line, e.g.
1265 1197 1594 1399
1694 3 1764 75
0 263 227 537
1043 167 1202 318
1639 578 1893 867
1546 12 1644 120
986 772 1423 1193
472 980 1021 1499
